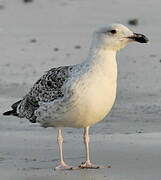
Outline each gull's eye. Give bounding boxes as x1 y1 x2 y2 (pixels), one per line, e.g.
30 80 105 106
109 29 117 34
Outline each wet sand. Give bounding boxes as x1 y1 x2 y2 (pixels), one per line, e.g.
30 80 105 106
1 123 161 180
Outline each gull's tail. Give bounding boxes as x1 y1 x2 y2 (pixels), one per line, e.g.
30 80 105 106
3 100 21 116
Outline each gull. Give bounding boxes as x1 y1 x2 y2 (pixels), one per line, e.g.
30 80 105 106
3 24 148 170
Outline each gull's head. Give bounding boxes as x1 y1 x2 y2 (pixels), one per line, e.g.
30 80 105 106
92 24 149 51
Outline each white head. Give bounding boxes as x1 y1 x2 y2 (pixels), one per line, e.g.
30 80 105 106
92 24 148 51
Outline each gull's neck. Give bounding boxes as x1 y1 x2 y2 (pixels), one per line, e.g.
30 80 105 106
84 33 117 68
85 45 117 69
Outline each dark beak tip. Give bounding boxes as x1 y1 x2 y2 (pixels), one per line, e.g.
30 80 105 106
139 35 149 43
133 33 149 43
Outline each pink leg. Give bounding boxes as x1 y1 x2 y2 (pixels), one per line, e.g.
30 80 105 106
54 128 74 170
79 127 101 169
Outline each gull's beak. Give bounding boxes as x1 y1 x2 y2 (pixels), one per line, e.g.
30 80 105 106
127 33 149 43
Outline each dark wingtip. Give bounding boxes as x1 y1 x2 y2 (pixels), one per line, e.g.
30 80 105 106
3 110 18 116
3 100 21 116
3 110 13 116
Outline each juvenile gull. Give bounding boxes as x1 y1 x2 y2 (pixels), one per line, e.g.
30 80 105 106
3 24 148 170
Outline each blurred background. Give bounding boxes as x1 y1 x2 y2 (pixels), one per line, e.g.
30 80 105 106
0 0 161 134
1 1 161 179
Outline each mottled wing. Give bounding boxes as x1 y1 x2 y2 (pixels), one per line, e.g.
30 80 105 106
18 65 74 122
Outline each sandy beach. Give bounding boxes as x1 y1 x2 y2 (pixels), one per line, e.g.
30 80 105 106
1 0 161 179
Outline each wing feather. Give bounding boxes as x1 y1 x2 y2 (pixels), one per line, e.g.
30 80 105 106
17 65 74 122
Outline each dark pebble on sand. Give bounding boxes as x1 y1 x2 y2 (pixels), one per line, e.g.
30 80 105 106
23 0 33 3
66 53 71 57
54 48 59 52
67 131 73 134
0 5 5 10
30 39 37 43
159 59 161 63
74 45 81 49
32 158 37 161
4 63 10 67
128 18 139 26
136 129 144 134
0 157 5 161
150 54 157 58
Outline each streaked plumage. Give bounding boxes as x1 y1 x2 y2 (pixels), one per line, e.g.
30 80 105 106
16 65 74 123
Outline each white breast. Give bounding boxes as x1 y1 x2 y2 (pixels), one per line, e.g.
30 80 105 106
36 49 117 128
60 50 117 128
